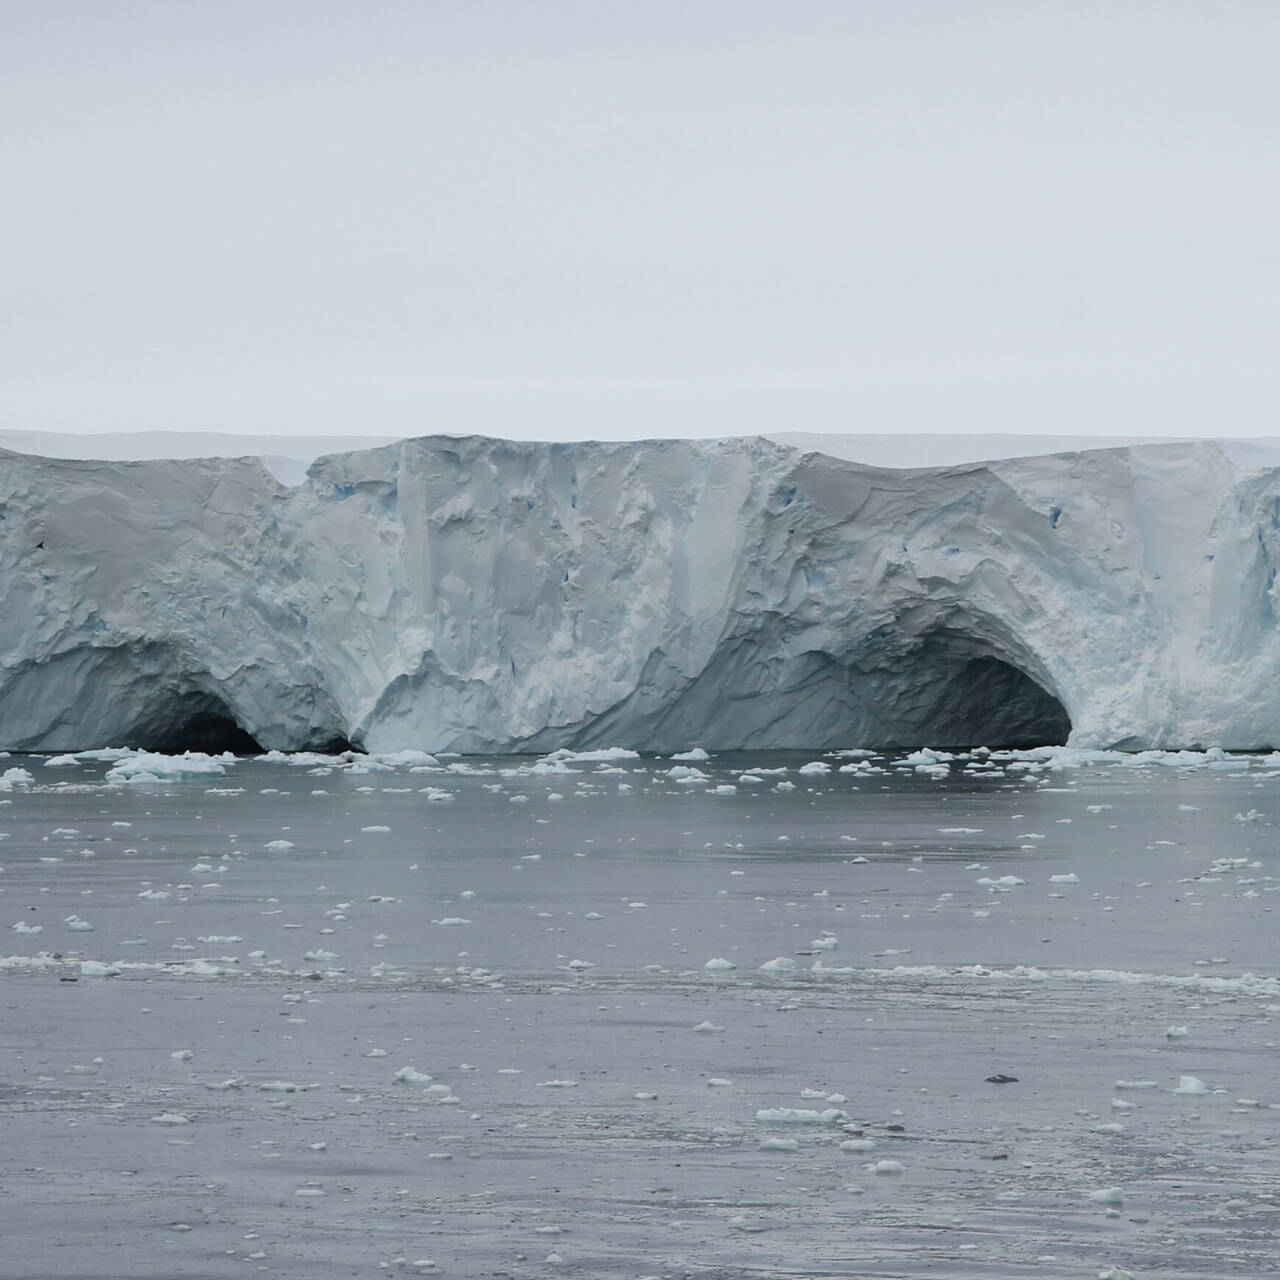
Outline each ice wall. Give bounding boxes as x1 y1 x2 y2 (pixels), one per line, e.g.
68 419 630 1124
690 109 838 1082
2 434 1278 752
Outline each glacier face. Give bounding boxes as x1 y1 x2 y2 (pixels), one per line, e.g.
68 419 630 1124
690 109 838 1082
2 434 1279 752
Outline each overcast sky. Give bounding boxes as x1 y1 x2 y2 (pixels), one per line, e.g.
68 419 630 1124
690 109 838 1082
4 1 1278 441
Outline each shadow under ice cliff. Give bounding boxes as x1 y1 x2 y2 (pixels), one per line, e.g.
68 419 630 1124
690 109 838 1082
0 434 1275 752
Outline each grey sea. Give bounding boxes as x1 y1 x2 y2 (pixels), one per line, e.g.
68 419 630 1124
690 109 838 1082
1 746 1277 1279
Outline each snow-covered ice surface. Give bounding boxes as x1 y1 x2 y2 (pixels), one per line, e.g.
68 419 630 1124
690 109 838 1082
12 433 1280 752
2 747 1279 1277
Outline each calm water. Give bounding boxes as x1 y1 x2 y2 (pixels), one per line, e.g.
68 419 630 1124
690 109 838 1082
1 749 1277 1278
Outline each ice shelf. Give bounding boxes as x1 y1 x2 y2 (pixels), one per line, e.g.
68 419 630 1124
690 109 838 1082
1 433 1275 751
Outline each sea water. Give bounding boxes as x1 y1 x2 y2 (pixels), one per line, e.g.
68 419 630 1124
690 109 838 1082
1 747 1276 1277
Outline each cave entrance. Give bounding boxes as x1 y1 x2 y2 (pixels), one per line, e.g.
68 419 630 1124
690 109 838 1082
852 631 1070 749
124 692 264 754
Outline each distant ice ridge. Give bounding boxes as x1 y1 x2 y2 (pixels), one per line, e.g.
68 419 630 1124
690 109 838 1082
5 433 1280 751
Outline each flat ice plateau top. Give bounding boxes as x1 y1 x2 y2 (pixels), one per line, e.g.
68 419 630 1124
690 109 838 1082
2 433 1277 752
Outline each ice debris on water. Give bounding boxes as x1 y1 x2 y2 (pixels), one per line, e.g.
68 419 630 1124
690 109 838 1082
106 752 227 784
756 1108 846 1125
1088 1186 1125 1206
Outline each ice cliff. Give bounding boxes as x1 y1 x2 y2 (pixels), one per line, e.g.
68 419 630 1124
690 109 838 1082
2 434 1279 752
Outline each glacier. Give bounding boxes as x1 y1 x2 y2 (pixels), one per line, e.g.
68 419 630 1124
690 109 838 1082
3 433 1280 753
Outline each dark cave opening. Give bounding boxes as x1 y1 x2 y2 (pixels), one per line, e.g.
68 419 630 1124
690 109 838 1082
848 632 1071 749
125 693 264 755
921 653 1071 748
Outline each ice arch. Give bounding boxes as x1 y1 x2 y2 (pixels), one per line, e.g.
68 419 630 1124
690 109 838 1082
539 621 1071 753
845 630 1071 748
0 643 275 753
120 691 264 754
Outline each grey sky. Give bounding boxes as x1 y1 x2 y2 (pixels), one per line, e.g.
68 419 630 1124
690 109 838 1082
4 1 1278 441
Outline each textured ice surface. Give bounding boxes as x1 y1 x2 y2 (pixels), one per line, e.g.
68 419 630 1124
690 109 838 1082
1 748 1279 1277
6 434 1280 752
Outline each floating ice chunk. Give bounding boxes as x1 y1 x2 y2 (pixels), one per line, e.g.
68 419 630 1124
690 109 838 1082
80 960 120 977
393 1067 432 1085
44 754 78 767
259 1080 304 1092
704 957 736 971
0 767 35 788
760 957 796 973
541 747 638 763
537 1079 578 1088
798 761 830 774
1049 873 1079 884
169 1049 194 1062
106 753 225 784
1166 1025 1189 1039
671 748 710 761
371 749 441 768
1088 1186 1125 1206
759 1137 799 1151
693 1021 725 1033
11 922 42 934
866 1159 904 1174
361 825 391 833
756 1107 845 1125
264 839 296 851
666 765 706 780
839 1138 876 1152
433 917 471 926
810 935 838 950
151 1112 191 1125
1174 1075 1209 1095
977 875 1025 887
